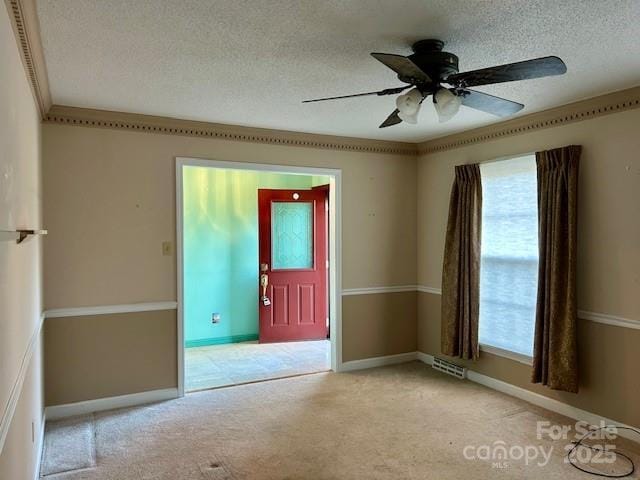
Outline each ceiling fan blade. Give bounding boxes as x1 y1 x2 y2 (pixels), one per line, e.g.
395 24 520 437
446 56 567 87
371 53 432 84
459 89 524 117
302 85 409 103
379 109 402 128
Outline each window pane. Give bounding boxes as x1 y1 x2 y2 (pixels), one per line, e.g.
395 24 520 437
271 202 313 269
479 156 538 357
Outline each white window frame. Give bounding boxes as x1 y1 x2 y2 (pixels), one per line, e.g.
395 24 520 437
480 344 533 365
478 153 537 366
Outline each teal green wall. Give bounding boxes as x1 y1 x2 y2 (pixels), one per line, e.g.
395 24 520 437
311 175 331 188
183 167 329 347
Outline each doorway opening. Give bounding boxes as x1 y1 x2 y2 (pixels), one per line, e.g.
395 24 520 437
176 158 341 395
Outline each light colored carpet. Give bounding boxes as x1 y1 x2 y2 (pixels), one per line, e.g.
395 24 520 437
185 340 330 392
41 362 639 479
41 414 96 477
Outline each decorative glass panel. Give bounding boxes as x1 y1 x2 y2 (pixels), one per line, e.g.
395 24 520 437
271 202 313 269
479 156 538 358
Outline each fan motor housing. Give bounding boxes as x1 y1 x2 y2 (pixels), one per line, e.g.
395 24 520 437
408 39 459 84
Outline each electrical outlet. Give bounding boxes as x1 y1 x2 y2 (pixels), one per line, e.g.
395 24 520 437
212 313 221 324
162 241 172 256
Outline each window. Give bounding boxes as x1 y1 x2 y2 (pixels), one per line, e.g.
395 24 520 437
271 201 314 270
479 155 538 358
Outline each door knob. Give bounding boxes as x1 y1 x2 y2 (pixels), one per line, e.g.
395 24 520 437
260 268 271 306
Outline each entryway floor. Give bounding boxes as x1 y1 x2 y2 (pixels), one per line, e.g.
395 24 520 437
185 339 330 392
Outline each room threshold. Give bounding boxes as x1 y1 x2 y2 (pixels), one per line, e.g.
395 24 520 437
184 339 331 393
186 368 331 394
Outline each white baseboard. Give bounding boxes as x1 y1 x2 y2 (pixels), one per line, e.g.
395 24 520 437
416 352 638 442
416 351 434 365
34 411 46 480
340 351 418 372
40 351 637 448
45 388 178 421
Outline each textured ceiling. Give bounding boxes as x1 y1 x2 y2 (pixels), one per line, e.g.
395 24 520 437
36 0 640 143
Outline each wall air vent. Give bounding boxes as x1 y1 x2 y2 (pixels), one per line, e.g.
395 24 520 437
432 357 466 379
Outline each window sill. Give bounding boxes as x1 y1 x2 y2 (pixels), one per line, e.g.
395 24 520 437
480 344 533 366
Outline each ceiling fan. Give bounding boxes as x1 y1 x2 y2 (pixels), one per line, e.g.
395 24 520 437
302 39 567 128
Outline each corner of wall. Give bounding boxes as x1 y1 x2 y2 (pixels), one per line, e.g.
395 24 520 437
0 2 46 478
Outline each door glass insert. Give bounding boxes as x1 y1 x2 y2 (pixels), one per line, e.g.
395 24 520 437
271 201 313 269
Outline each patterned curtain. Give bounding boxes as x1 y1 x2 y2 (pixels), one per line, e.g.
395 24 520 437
532 145 581 393
441 164 482 360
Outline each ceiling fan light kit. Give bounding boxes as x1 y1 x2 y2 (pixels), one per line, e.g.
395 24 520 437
398 110 418 124
303 39 567 129
396 88 423 124
434 87 462 123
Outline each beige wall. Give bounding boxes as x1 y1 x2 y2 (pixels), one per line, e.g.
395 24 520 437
342 292 417 362
42 122 418 404
44 311 177 406
417 108 640 427
0 4 44 479
43 124 417 307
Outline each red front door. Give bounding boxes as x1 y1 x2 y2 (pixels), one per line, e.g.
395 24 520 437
258 188 328 343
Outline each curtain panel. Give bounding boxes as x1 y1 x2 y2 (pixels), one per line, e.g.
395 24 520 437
532 145 581 393
441 164 482 360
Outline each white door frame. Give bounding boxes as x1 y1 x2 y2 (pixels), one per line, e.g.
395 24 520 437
175 157 343 397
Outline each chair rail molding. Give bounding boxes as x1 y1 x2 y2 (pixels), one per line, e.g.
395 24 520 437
341 285 418 296
44 301 178 319
576 310 640 331
416 285 442 295
0 312 44 454
416 284 640 330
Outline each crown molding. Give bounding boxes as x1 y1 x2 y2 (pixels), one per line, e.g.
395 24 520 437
43 86 640 156
43 104 419 156
11 0 635 155
4 0 52 118
418 86 640 155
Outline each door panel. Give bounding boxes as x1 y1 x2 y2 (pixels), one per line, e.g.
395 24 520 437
258 188 328 342
271 285 289 326
298 284 315 325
